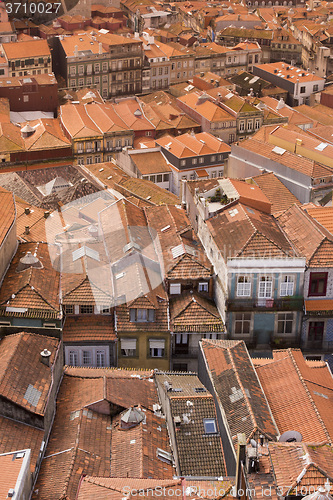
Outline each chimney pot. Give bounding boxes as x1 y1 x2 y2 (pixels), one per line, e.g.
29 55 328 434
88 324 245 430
25 226 30 235
40 348 51 366
24 207 30 215
44 211 50 219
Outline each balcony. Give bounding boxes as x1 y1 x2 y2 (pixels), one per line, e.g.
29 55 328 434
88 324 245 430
172 346 199 358
227 297 304 312
302 340 333 352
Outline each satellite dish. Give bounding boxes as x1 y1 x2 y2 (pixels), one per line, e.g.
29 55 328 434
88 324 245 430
250 439 257 448
279 430 302 443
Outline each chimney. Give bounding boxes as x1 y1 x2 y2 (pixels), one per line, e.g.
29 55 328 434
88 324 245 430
99 42 102 54
44 211 50 219
24 207 30 215
40 348 51 367
235 433 246 497
25 226 30 235
74 45 78 57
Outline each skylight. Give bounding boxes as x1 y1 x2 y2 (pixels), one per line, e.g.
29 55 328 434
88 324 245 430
272 146 286 155
24 384 42 407
315 142 328 151
203 418 217 434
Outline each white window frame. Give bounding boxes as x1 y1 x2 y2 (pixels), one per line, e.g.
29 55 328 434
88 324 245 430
237 276 251 297
280 276 294 296
149 339 165 358
198 282 208 292
258 277 272 299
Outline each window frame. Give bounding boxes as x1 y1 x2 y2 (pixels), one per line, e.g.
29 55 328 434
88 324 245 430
234 312 251 336
308 272 328 297
277 312 294 335
280 275 294 297
203 418 217 434
236 276 251 297
258 276 273 299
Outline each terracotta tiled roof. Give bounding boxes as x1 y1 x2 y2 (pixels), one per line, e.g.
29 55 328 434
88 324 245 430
237 137 324 177
35 370 174 499
177 93 234 123
156 372 226 477
256 349 333 444
0 242 61 318
170 291 224 333
0 451 27 499
77 477 184 500
129 151 172 175
157 131 231 158
15 200 49 243
0 187 15 245
0 332 60 416
277 204 333 265
63 315 116 342
207 202 294 259
0 416 44 474
268 443 333 496
304 207 333 234
200 339 279 445
145 204 211 278
2 39 51 59
252 173 302 215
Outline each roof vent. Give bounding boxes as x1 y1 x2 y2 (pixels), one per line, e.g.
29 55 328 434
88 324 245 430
134 109 142 117
16 251 43 273
40 348 52 367
278 430 302 442
24 207 30 215
7 489 15 498
120 406 145 429
21 124 35 138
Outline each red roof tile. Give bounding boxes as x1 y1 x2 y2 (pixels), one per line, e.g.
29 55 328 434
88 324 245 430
63 315 116 342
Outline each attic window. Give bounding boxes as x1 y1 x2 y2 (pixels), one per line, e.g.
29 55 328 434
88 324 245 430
195 387 206 393
203 418 217 434
157 448 173 464
315 142 328 151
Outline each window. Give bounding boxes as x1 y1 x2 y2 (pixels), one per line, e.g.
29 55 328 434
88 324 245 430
96 350 106 367
156 174 162 183
234 313 251 335
218 170 223 177
247 120 253 131
203 418 217 434
313 84 318 92
78 65 84 75
258 277 272 298
149 339 165 357
211 156 216 162
149 175 155 182
309 272 327 296
121 338 137 357
100 305 110 314
300 86 306 94
83 350 92 365
198 282 208 292
277 313 293 335
69 350 78 366
239 121 245 131
237 276 251 297
129 308 155 322
163 173 169 182
180 160 186 167
94 63 100 72
170 283 181 294
308 322 324 345
64 304 74 314
192 158 197 165
80 305 94 314
199 157 204 164
204 333 218 339
280 276 294 296
255 119 260 130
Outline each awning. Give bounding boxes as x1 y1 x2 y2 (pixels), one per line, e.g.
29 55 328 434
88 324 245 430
120 339 137 349
305 299 333 313
149 339 165 349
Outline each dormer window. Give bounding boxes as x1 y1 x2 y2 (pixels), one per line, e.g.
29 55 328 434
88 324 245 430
198 282 208 293
129 308 155 322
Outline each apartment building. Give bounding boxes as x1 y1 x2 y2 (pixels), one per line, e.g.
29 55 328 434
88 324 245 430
58 32 143 99
142 35 171 92
156 41 196 85
1 39 52 78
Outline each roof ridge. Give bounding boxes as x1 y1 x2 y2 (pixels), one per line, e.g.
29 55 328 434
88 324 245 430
62 409 83 497
227 345 257 434
288 350 332 445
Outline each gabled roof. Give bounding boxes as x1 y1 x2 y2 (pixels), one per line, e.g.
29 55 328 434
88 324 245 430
129 150 172 175
170 291 224 333
2 39 51 59
0 332 59 416
144 204 211 278
206 202 294 259
268 443 333 496
157 131 231 158
255 349 333 444
177 93 235 123
303 206 333 235
0 242 60 318
200 339 279 446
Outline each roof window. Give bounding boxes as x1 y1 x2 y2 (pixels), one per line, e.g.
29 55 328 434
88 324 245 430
203 418 217 434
